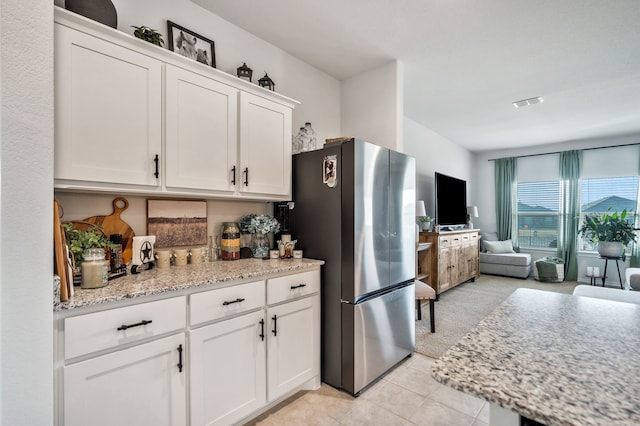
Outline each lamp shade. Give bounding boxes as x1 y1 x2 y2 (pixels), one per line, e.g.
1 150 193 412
416 200 427 217
467 206 479 218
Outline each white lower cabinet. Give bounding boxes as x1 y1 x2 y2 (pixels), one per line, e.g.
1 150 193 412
267 295 319 402
56 270 320 426
63 333 186 426
189 310 266 426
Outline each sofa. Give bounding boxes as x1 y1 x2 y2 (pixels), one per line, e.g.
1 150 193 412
573 285 640 304
479 232 531 279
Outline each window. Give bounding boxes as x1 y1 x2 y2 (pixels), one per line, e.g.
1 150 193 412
517 181 561 248
579 176 639 251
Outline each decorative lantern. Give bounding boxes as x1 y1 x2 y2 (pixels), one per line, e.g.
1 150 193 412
258 73 275 91
236 62 253 82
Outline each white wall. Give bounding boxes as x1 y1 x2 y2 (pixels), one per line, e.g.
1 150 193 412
1 0 54 424
404 117 476 219
341 61 403 151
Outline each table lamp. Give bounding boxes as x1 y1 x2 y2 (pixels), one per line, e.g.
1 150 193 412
466 206 478 229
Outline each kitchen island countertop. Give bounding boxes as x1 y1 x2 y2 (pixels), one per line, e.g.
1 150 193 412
431 288 640 426
55 258 324 311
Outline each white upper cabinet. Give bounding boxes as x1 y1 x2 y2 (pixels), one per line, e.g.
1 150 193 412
239 93 293 198
54 23 162 189
53 8 298 201
165 65 238 193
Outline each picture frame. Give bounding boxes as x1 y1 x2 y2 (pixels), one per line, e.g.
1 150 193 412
147 199 208 248
167 20 216 68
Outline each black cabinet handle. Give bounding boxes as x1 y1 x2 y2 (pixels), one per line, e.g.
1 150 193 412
259 319 265 341
177 344 183 373
117 319 152 331
272 315 277 336
153 154 159 178
231 166 236 185
222 297 245 306
243 168 249 186
290 283 307 290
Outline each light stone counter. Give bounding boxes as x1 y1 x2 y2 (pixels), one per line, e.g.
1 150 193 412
432 288 640 426
55 258 324 311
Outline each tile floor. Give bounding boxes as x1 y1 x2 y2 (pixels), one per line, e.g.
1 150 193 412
249 353 489 426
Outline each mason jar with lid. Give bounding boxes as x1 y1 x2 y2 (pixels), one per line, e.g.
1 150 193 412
81 248 109 289
220 222 241 260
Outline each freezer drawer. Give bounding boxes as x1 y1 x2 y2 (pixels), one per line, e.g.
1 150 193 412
342 283 415 395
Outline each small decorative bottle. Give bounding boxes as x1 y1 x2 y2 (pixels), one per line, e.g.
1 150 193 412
304 122 317 151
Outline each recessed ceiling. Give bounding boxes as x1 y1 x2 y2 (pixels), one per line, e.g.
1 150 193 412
193 0 640 152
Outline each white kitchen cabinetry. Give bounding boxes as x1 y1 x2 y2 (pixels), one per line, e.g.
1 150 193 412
239 92 293 198
54 23 162 190
54 8 298 200
64 333 186 426
165 65 238 194
60 296 187 426
190 310 266 426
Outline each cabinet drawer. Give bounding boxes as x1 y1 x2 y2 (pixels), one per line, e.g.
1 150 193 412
438 236 450 248
65 296 186 360
450 235 463 246
190 280 265 326
461 233 470 242
267 270 320 305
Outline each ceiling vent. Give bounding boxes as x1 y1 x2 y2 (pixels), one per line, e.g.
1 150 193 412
512 96 544 108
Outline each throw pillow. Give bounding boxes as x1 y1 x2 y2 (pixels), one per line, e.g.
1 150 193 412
483 239 515 254
480 232 499 252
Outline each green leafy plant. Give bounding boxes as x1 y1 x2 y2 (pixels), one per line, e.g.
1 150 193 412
418 215 433 223
63 223 118 269
577 209 637 246
132 25 164 47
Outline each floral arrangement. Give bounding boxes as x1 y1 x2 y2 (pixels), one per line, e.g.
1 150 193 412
239 214 280 235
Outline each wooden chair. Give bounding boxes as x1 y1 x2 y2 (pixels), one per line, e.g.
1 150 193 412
415 281 435 332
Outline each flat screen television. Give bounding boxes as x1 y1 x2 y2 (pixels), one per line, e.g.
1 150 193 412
435 172 467 226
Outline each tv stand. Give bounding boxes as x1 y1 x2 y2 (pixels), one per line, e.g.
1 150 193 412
419 229 480 296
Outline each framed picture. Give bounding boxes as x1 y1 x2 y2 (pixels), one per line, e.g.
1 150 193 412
147 199 208 248
167 20 216 68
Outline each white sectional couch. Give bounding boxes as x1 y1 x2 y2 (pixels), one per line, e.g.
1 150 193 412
479 232 531 279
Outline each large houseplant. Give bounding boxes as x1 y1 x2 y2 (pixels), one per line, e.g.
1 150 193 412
577 209 637 259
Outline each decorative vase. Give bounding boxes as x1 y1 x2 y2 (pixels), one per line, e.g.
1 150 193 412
292 126 309 154
65 0 118 28
597 241 624 258
304 122 317 150
422 222 431 231
251 233 270 259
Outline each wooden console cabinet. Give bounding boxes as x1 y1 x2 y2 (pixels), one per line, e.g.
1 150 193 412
419 229 480 295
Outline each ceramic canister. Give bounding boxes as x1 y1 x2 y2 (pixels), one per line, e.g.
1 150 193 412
190 247 204 264
174 248 188 266
155 249 172 268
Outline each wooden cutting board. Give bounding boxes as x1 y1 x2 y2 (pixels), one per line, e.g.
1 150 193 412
83 197 135 264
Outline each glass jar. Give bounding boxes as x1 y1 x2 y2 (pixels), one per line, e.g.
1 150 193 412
251 233 270 259
81 248 109 289
221 222 241 260
304 122 317 151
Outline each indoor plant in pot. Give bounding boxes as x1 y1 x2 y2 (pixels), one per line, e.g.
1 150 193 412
63 223 117 283
418 215 433 231
577 209 637 259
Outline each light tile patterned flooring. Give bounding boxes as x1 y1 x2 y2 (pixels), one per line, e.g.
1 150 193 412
249 353 489 426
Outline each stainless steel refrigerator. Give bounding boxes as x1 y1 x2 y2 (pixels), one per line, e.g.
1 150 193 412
290 138 416 395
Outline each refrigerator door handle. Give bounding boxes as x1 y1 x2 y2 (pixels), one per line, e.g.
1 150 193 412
341 299 353 304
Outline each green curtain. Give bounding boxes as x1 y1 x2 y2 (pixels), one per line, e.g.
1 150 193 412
631 147 640 267
494 158 517 245
558 150 582 280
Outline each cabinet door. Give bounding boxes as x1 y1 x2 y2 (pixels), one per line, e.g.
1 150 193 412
190 310 266 426
165 65 238 193
239 92 292 197
267 296 319 401
438 247 451 292
63 333 186 426
55 24 162 188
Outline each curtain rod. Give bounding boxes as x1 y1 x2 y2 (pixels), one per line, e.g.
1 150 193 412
487 142 640 162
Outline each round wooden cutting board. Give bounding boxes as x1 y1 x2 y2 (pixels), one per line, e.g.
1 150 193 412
82 197 135 264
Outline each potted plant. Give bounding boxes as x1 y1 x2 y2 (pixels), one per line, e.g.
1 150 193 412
131 25 164 47
418 215 433 231
577 209 637 259
238 214 281 258
63 223 118 279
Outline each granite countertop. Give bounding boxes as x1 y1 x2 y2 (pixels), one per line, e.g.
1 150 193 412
432 288 640 426
55 258 324 311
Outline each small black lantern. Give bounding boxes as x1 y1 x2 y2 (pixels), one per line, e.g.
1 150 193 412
258 73 275 91
236 62 253 82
